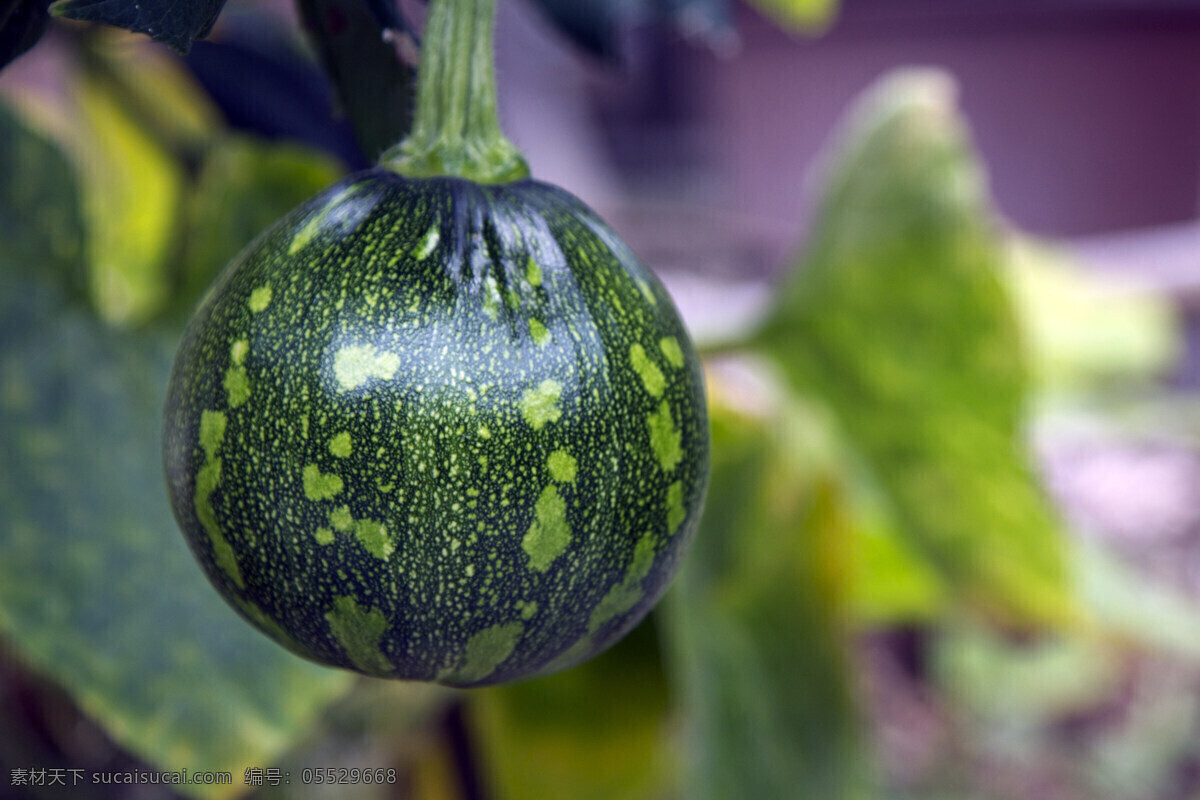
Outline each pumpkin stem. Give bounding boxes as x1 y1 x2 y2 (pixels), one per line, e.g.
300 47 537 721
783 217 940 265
382 0 529 184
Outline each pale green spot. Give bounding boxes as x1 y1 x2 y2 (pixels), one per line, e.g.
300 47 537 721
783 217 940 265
355 519 393 561
522 485 571 571
659 336 684 368
334 344 400 391
478 426 491 439
223 366 250 408
529 318 550 346
289 216 322 256
198 410 227 460
526 256 542 287
589 531 657 633
637 278 657 306
667 481 685 534
248 284 272 313
314 527 335 545
289 186 359 255
329 505 354 532
303 464 343 501
439 621 524 684
519 379 562 430
482 275 501 320
328 431 352 458
230 339 249 365
506 289 520 310
193 410 242 588
647 400 683 473
629 531 656 579
630 344 665 397
326 595 393 675
547 450 577 483
415 225 440 260
517 600 539 620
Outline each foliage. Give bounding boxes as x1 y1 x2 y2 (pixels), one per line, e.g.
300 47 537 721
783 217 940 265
0 3 1197 800
0 94 353 795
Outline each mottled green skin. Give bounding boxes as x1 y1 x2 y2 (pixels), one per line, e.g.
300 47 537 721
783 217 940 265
163 171 709 686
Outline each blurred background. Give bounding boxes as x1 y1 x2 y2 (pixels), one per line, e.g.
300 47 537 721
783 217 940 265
5 0 1200 798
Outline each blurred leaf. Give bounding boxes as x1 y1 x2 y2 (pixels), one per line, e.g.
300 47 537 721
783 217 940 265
935 625 1121 726
1077 539 1200 662
0 117 353 795
51 0 226 53
469 619 677 800
0 0 50 70
176 136 342 316
81 33 222 154
63 56 185 326
0 98 85 295
849 499 947 625
1004 237 1180 395
661 386 872 800
755 69 1076 629
296 0 414 162
744 0 838 31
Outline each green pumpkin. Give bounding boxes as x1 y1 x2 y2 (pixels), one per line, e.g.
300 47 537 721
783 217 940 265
163 171 709 686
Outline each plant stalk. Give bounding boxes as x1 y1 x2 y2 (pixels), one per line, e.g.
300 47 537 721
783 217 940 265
383 0 528 183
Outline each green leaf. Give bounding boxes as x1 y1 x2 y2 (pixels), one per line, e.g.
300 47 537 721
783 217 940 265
176 136 343 316
755 69 1075 629
743 0 838 32
0 0 50 70
63 56 186 326
1004 237 1180 395
848 498 947 625
0 182 353 793
51 0 226 53
661 390 872 800
469 618 677 800
78 35 222 154
0 97 85 295
935 623 1121 727
296 0 415 162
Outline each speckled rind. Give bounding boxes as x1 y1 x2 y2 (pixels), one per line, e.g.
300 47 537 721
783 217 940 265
163 171 709 687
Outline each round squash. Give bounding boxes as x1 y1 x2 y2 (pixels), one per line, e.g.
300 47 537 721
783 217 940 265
163 171 709 686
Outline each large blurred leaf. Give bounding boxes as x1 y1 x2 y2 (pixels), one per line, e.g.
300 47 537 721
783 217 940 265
0 96 353 795
80 33 221 153
848 490 947 625
175 136 342 316
0 0 50 70
64 51 186 326
755 69 1076 629
51 0 225 53
296 0 414 162
661 383 871 800
0 98 85 295
469 619 677 800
